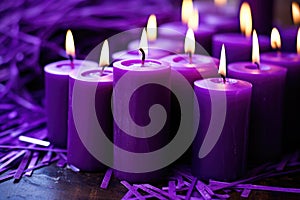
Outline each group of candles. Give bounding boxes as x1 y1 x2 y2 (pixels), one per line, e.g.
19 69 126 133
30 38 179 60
43 0 300 182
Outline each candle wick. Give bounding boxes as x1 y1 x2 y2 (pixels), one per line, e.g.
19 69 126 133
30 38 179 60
139 48 145 66
68 55 74 69
188 52 192 64
220 74 226 84
100 65 108 76
254 61 260 69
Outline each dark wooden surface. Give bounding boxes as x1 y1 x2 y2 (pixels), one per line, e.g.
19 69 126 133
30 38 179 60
1 163 300 199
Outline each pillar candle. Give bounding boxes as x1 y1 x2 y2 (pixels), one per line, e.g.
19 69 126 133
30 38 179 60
279 26 298 53
44 59 97 147
261 52 300 153
228 62 287 164
113 59 171 183
194 0 238 18
67 67 113 172
192 77 252 181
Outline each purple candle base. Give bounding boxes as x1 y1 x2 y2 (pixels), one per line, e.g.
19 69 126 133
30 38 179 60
44 60 97 148
213 33 271 63
228 62 287 164
68 68 113 172
192 78 252 181
261 52 300 153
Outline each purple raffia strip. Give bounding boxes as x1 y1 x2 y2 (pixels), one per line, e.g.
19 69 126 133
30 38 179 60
56 153 67 168
195 182 211 200
100 168 113 189
177 175 185 189
0 151 18 162
14 150 32 181
0 150 26 170
276 155 291 171
185 177 197 200
143 184 181 200
0 156 59 183
122 190 134 200
68 164 80 172
25 151 39 176
41 145 53 164
197 180 214 196
120 181 145 200
168 181 176 197
0 145 67 153
134 184 167 200
241 188 251 198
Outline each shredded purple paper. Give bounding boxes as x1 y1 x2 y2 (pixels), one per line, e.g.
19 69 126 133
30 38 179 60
100 168 113 189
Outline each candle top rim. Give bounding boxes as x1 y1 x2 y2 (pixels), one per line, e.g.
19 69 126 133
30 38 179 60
194 78 252 91
69 67 113 82
44 60 97 75
228 62 287 75
261 52 300 65
113 59 169 71
159 22 216 35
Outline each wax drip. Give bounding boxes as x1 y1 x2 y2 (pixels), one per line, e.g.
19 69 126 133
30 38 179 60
68 55 74 69
139 48 145 66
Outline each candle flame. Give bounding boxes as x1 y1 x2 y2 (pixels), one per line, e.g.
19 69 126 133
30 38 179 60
182 0 194 24
65 29 75 58
147 14 157 42
99 40 110 68
239 2 252 38
184 28 195 55
297 27 300 54
218 44 226 77
271 27 281 50
292 2 300 25
214 0 227 7
252 29 260 64
139 28 149 56
188 9 199 31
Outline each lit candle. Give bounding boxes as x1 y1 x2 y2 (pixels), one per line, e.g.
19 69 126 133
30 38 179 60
127 14 182 54
113 50 171 182
68 40 113 171
261 27 300 153
44 30 97 147
279 1 300 52
192 45 252 181
112 28 170 61
228 30 287 164
212 2 271 64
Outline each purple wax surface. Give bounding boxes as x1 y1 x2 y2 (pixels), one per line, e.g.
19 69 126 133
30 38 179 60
213 33 271 63
68 68 113 172
228 62 287 164
199 14 239 33
113 59 171 182
44 60 97 148
261 52 300 153
192 78 252 181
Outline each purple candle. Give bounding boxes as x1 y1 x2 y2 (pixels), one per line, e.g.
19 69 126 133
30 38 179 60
113 56 171 183
44 30 97 147
67 41 113 172
192 45 252 181
228 31 287 164
212 2 271 64
112 28 171 61
261 28 300 153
